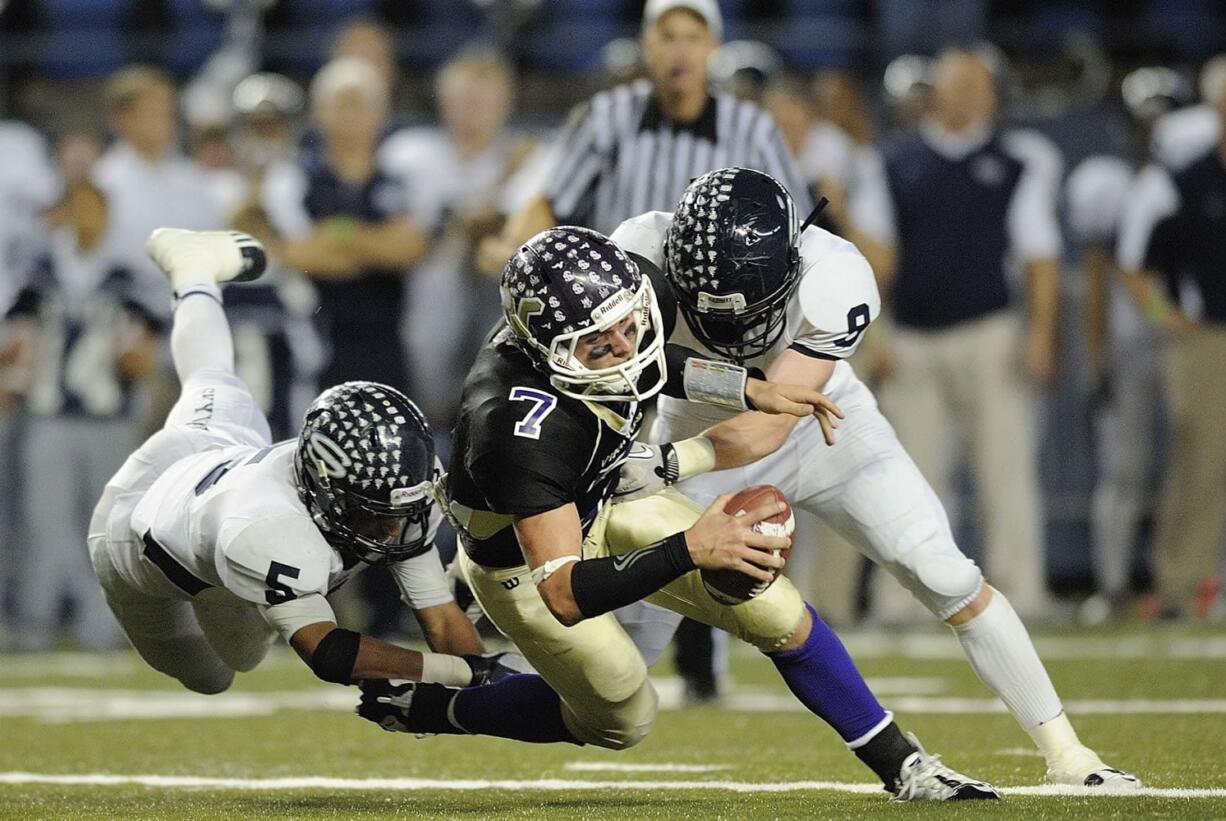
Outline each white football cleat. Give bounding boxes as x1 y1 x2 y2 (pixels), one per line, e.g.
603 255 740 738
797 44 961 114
1046 745 1142 791
146 228 266 291
891 734 1001 801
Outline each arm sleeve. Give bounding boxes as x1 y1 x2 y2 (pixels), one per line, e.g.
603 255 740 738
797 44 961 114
261 593 337 642
388 547 454 610
789 248 881 360
544 99 607 224
1002 131 1063 262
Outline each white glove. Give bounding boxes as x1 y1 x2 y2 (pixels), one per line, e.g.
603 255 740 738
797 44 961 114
613 442 679 502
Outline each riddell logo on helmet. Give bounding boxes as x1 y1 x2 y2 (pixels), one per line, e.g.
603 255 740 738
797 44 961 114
590 289 634 324
307 432 352 478
696 291 747 313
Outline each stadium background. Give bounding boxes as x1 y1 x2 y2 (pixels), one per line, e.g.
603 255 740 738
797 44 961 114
4 0 1226 618
1 1 1225 816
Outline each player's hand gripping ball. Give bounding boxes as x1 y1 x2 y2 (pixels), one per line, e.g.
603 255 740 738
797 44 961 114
701 485 794 605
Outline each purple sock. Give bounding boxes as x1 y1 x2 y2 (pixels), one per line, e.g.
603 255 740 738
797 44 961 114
767 604 888 743
450 674 582 745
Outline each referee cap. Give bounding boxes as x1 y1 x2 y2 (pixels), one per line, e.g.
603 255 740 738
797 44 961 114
642 0 723 40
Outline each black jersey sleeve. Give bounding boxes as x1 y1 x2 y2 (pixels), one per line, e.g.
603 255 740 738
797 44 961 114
464 394 590 517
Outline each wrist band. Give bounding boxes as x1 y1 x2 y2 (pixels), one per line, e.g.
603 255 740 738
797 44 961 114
683 358 749 410
531 554 580 586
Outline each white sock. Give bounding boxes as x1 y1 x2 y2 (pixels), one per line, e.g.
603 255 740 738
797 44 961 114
171 287 233 382
950 590 1062 731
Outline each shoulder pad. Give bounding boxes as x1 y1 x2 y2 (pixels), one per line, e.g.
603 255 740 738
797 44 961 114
610 211 672 268
218 516 333 606
793 251 881 359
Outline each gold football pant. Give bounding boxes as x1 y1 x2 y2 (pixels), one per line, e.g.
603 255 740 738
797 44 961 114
456 488 806 749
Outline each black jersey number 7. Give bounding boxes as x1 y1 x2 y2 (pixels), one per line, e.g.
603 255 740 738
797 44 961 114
509 386 557 440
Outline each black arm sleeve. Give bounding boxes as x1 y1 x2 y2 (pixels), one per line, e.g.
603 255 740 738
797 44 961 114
569 533 695 619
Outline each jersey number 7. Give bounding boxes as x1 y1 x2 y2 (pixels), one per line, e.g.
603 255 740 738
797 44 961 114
509 386 557 440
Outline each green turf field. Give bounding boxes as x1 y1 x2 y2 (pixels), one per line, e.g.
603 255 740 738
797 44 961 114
2 624 1224 819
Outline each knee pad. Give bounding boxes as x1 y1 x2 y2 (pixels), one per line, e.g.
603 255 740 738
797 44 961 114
888 522 983 620
731 575 808 653
564 678 658 750
181 667 234 695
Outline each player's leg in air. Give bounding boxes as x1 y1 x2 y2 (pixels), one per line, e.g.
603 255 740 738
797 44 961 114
360 488 997 801
89 229 272 693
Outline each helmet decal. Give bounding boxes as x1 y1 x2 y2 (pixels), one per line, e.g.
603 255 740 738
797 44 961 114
499 226 668 404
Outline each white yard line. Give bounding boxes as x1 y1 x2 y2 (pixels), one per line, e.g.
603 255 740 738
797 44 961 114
0 772 1222 798
563 763 732 773
4 687 1226 723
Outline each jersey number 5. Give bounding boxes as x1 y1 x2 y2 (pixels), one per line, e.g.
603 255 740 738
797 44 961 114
265 561 300 605
509 386 557 440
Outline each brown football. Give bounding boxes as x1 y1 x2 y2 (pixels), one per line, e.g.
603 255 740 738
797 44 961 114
700 485 795 606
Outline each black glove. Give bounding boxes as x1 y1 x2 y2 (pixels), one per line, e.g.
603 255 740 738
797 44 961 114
462 651 532 686
356 679 417 733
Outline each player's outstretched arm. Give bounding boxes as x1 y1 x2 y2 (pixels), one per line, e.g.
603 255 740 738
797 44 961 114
285 619 492 688
516 499 786 627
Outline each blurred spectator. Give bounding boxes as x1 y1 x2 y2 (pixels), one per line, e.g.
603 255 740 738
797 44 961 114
874 49 1063 620
0 115 59 644
329 17 399 96
4 173 159 650
1115 58 1226 621
93 65 225 307
882 53 934 134
260 57 430 637
1066 67 1193 624
224 72 324 442
380 46 537 430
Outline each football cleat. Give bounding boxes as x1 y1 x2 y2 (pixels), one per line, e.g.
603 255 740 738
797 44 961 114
891 734 1001 801
146 228 267 290
1046 745 1142 791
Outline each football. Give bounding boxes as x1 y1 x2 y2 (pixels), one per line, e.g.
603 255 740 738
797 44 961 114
701 485 795 606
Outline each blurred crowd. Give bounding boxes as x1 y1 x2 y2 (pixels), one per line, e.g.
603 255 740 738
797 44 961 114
2 0 1226 652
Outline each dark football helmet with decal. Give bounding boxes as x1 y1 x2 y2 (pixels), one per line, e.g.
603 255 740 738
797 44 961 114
293 381 436 564
500 226 667 402
665 167 802 364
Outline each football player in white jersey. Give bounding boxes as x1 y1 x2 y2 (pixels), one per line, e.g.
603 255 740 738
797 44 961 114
608 167 1140 789
89 229 516 695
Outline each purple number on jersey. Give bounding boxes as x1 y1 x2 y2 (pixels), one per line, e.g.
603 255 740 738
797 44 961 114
509 387 557 440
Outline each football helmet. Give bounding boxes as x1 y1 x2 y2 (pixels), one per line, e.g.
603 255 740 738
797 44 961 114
665 167 801 364
294 381 436 564
500 226 667 403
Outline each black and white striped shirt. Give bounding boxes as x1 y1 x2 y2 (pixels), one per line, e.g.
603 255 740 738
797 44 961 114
545 79 812 235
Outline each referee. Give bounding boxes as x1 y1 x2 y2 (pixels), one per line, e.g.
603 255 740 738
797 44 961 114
478 0 812 705
478 0 810 267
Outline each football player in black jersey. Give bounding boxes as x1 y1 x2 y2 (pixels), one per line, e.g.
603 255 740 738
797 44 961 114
358 226 998 800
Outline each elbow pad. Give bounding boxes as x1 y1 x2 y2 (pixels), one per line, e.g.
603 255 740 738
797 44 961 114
309 628 362 684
